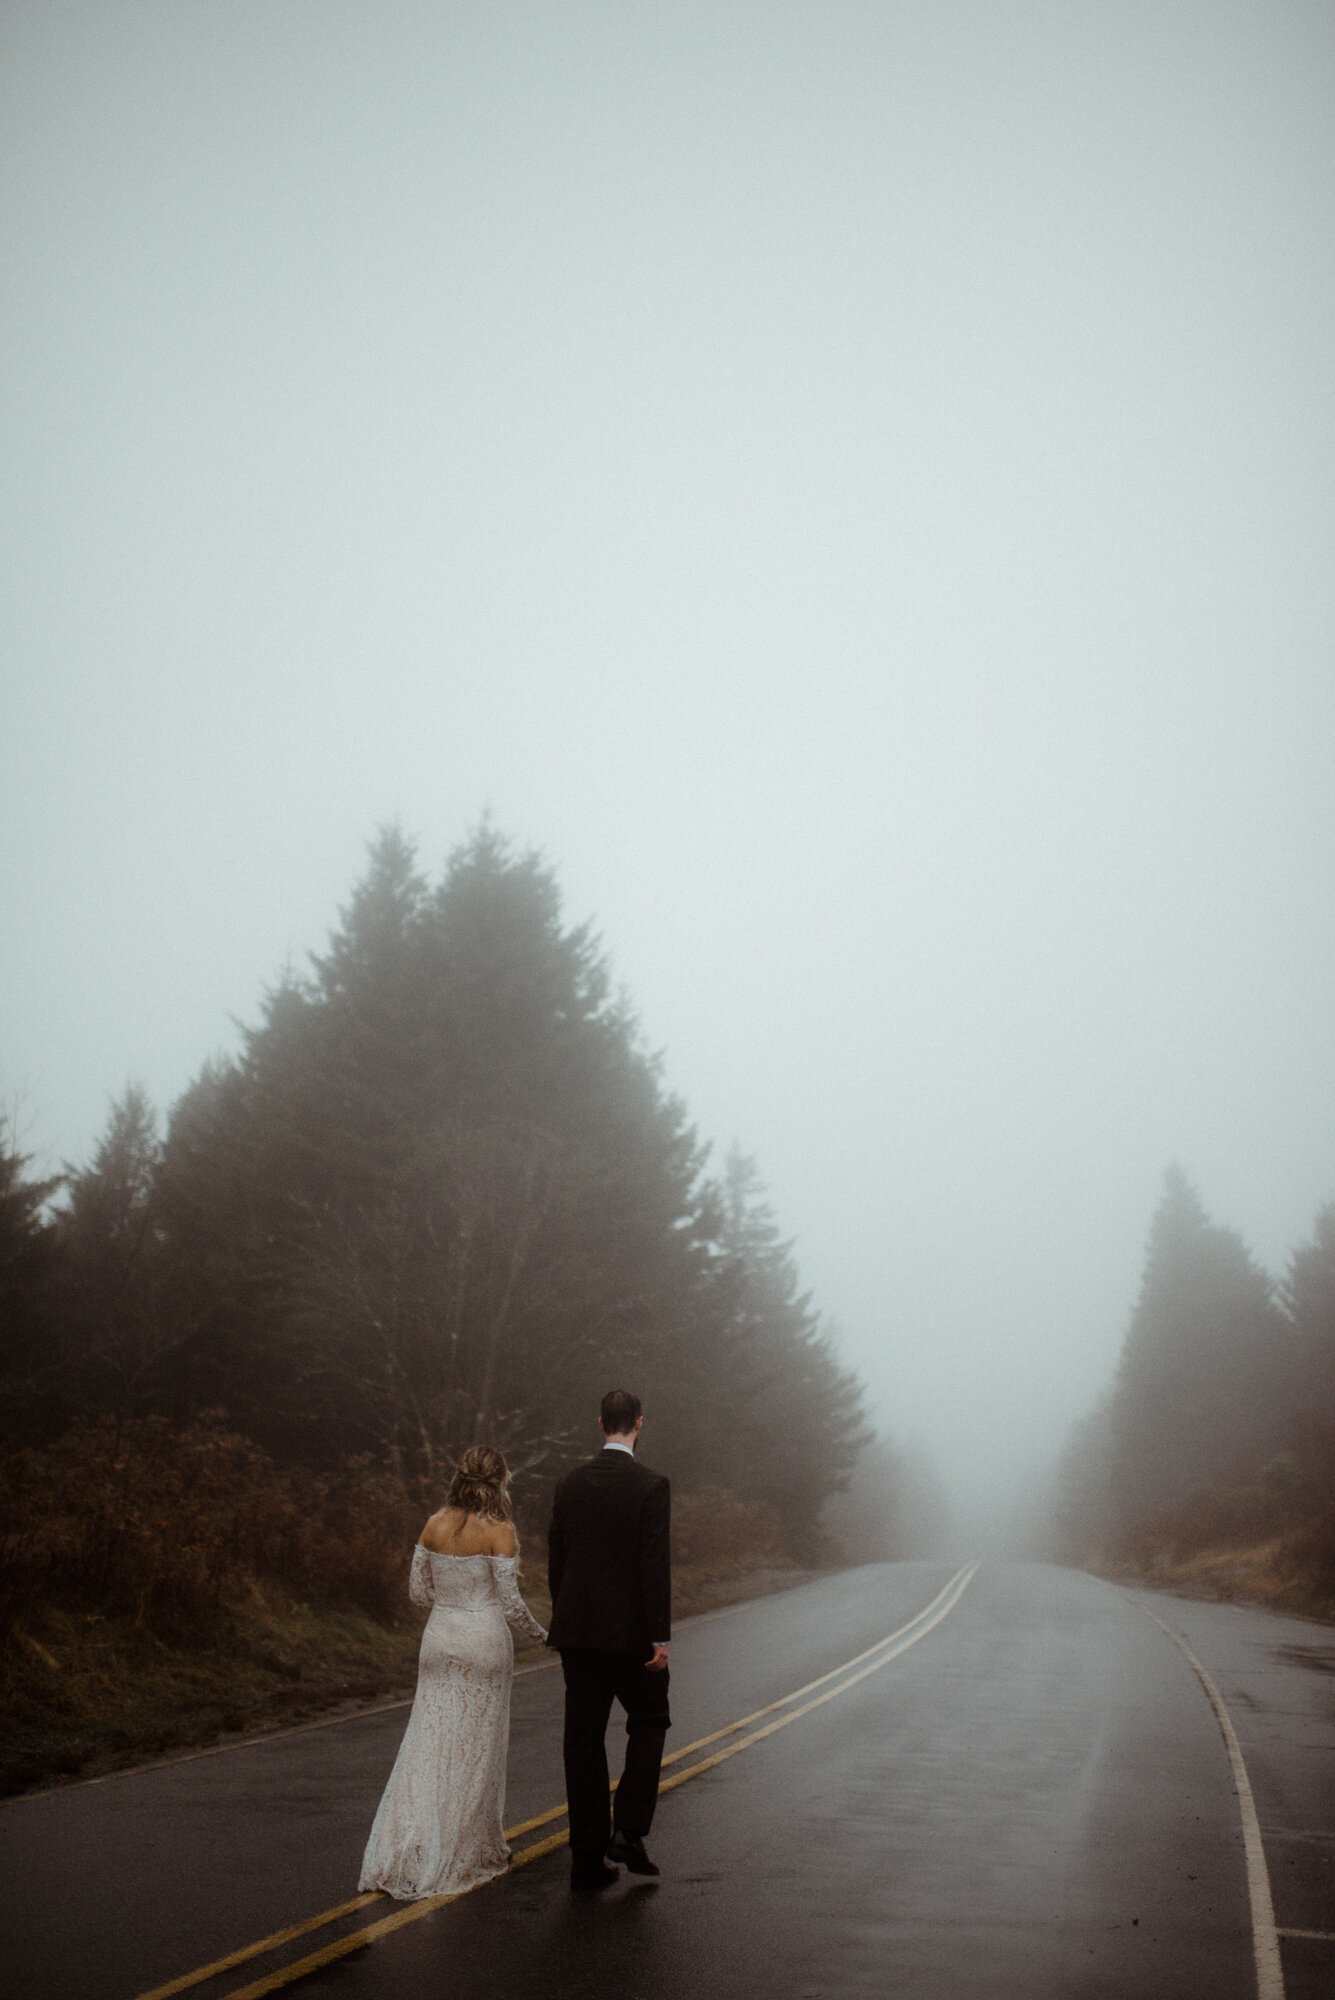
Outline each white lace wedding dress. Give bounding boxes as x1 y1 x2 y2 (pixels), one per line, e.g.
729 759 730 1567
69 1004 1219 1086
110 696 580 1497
359 1546 548 1900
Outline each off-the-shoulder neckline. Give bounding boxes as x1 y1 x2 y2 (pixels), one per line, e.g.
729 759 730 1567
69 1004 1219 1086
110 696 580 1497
415 1543 516 1560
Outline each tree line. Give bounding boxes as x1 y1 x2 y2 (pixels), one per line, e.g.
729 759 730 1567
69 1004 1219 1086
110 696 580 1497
1051 1164 1335 1587
1 824 869 1555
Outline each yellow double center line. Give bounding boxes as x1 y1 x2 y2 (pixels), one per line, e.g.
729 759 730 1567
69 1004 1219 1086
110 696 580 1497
137 1562 978 2000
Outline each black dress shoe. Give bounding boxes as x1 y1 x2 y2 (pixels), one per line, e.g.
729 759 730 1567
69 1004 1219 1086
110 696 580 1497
606 1832 660 1876
570 1859 619 1892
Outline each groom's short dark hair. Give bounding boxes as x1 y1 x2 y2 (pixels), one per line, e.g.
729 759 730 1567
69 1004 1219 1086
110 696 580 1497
600 1388 641 1434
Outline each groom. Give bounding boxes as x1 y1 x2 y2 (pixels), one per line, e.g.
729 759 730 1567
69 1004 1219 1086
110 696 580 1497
547 1388 671 1891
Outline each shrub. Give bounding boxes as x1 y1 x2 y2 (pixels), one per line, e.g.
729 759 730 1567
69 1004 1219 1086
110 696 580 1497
0 1415 420 1640
0 1418 794 1654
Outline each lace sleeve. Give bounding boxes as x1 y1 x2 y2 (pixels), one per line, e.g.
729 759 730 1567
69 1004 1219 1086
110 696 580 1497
489 1555 547 1646
409 1544 435 1609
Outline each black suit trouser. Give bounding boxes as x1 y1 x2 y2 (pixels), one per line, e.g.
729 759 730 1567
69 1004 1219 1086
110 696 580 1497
559 1648 671 1860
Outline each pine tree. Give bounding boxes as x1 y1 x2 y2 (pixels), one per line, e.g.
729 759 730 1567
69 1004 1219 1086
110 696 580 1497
57 1085 175 1417
0 1111 62 1429
146 822 868 1536
711 1149 869 1550
1106 1165 1294 1522
1283 1204 1335 1471
157 826 717 1483
1048 1399 1114 1560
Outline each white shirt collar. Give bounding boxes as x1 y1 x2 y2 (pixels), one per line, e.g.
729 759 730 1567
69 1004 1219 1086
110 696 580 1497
601 1439 636 1456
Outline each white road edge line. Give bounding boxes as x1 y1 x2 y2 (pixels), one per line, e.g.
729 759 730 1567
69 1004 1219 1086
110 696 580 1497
1134 1601 1284 2000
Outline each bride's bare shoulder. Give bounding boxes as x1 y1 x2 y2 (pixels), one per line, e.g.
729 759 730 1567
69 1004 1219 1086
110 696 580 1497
419 1507 462 1553
485 1519 518 1557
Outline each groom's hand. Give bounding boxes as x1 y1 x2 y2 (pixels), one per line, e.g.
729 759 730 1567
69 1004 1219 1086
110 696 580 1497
646 1645 669 1671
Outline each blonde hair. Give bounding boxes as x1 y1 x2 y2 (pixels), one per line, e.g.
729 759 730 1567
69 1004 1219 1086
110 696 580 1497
444 1445 513 1524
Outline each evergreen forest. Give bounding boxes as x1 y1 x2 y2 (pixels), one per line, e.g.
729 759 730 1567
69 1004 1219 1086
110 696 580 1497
2 823 867 1522
1050 1165 1335 1611
0 825 881 1787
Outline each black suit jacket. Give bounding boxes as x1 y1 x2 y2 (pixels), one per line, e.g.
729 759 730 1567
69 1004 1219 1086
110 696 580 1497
547 1448 671 1653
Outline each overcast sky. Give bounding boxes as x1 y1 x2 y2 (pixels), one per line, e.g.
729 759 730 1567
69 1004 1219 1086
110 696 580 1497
3 1 1333 1534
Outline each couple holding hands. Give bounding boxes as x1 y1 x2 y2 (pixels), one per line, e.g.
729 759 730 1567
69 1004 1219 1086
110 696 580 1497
360 1387 671 1897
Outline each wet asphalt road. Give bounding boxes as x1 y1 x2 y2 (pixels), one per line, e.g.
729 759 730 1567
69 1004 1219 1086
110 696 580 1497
2 1562 1332 2000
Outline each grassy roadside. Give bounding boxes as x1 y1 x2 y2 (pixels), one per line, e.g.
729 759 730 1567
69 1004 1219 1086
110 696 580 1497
1089 1540 1335 1624
1 1592 426 1797
1 1557 815 1798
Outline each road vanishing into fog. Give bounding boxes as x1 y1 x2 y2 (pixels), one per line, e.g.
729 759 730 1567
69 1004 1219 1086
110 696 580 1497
3 1562 1334 2000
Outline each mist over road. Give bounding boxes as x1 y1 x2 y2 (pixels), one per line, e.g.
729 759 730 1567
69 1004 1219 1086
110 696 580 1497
3 1565 1332 2000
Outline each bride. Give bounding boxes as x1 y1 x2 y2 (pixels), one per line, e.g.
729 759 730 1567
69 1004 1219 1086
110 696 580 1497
359 1445 548 1900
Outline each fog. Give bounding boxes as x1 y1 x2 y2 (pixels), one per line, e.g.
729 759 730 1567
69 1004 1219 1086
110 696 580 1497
3 2 1332 1541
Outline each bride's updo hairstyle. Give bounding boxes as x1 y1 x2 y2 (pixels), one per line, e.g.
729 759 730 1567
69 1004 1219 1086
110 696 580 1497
445 1445 513 1523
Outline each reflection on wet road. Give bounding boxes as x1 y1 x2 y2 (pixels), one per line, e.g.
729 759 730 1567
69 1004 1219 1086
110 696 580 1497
3 1562 1332 1999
